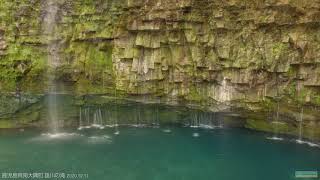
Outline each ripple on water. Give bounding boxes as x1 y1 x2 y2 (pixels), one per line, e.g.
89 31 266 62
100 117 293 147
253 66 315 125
29 133 84 142
87 135 113 144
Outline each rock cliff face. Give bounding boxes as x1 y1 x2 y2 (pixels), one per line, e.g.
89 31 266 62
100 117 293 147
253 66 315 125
0 0 320 138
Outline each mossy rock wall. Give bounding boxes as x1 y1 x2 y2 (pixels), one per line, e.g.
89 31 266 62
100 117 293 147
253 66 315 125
0 0 320 139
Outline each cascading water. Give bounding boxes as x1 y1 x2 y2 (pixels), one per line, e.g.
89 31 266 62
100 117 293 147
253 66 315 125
293 71 319 147
79 107 82 128
78 107 105 130
267 100 284 141
190 112 198 128
152 103 160 128
267 74 284 141
190 111 222 129
216 112 224 128
43 0 60 134
219 77 231 102
86 108 90 127
297 107 304 143
294 107 319 147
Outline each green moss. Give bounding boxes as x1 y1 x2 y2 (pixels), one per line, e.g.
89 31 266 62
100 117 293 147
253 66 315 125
272 42 288 57
64 42 115 94
185 85 206 102
0 42 47 91
0 120 16 129
314 95 320 106
245 119 272 132
260 98 274 110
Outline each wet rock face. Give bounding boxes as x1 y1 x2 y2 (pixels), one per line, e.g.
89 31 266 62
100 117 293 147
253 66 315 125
0 94 43 128
1 0 319 100
0 0 319 132
112 0 320 101
0 94 41 116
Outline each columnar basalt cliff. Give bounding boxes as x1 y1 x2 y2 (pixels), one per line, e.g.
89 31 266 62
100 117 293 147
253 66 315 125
0 0 319 139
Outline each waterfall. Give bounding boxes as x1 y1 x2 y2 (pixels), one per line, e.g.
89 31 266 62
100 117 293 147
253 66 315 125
111 106 119 134
275 101 280 134
219 77 231 102
152 105 160 128
86 108 90 126
90 108 104 129
293 101 318 146
190 112 199 128
209 112 214 128
297 107 304 143
78 107 91 130
78 107 108 130
267 74 284 141
79 107 82 127
268 100 283 141
294 107 319 147
216 112 223 128
132 105 144 128
43 0 61 133
190 111 222 129
105 108 114 127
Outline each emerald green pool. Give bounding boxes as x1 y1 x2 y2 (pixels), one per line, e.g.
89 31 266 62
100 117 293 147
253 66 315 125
0 127 319 180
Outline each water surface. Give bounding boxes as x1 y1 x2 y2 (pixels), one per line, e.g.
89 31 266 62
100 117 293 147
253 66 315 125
0 127 319 180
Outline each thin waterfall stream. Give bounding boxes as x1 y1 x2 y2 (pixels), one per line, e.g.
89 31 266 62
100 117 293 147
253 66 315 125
267 100 284 141
267 74 284 141
43 0 61 134
297 107 304 144
294 106 319 147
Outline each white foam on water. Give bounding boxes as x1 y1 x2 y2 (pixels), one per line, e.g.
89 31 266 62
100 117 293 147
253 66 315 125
152 123 160 128
199 124 215 129
267 136 284 141
296 139 307 144
114 131 120 135
190 125 200 128
191 124 223 129
192 133 200 137
79 124 106 130
307 142 320 148
30 132 84 142
295 139 320 148
87 135 112 144
77 126 92 130
104 125 116 128
131 124 147 128
91 124 105 129
42 133 83 139
162 129 172 133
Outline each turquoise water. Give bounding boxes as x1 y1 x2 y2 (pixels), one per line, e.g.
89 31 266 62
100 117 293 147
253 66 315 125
0 127 319 180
